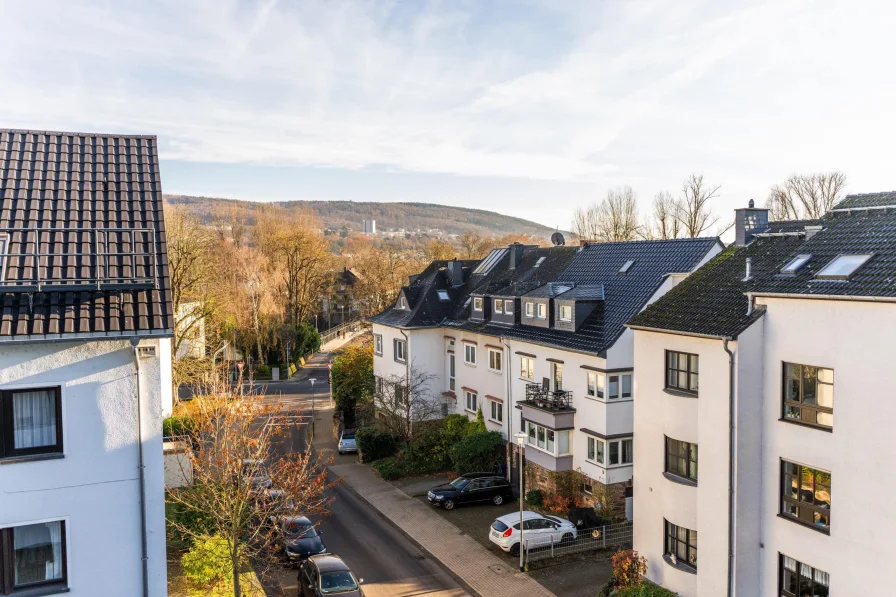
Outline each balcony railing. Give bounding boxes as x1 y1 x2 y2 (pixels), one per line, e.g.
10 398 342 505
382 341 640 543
524 383 573 411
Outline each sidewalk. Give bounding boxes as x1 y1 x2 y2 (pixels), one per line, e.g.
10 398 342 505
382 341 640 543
328 461 556 597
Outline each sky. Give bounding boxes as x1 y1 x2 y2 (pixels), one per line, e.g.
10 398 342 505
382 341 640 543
4 0 896 232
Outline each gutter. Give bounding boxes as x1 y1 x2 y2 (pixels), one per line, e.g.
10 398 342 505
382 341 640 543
746 291 896 304
626 324 734 341
723 338 736 597
399 328 411 437
501 336 513 480
130 338 150 597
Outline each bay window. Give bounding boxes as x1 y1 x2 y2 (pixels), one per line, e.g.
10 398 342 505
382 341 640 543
526 422 571 456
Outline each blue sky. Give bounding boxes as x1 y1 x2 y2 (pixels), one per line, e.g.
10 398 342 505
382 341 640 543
4 0 896 230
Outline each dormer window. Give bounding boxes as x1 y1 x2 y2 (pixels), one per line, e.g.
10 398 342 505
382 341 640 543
525 302 534 317
505 300 514 315
537 304 547 319
781 254 811 274
816 254 872 280
473 297 483 311
436 290 450 301
619 260 635 274
494 299 503 313
396 295 407 309
559 305 572 322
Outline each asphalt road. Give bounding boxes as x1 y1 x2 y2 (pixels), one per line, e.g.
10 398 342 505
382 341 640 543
256 353 470 597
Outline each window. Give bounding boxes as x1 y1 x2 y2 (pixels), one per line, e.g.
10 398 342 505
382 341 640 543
587 372 598 397
374 334 383 356
520 357 534 380
448 354 456 391
559 305 572 322
605 374 632 400
525 302 535 317
393 339 406 363
534 256 546 268
664 520 697 570
583 481 593 495
619 260 635 274
665 437 698 482
1 388 63 459
608 439 633 466
782 363 833 429
465 391 477 412
464 343 476 365
537 303 547 319
488 349 503 372
586 436 605 465
375 376 384 395
397 295 407 309
494 299 503 314
489 399 503 423
526 422 571 456
622 374 632 398
436 289 450 301
0 521 67 593
551 362 563 391
779 554 829 597
504 301 514 315
781 460 830 532
816 254 872 279
666 351 698 394
473 297 483 311
781 254 812 274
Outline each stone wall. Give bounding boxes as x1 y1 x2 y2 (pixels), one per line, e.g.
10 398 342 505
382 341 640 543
522 457 630 521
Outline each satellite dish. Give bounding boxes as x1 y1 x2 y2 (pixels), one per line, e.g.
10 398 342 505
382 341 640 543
551 231 566 246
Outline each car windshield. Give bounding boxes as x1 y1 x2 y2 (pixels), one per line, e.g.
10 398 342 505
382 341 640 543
342 431 355 439
319 571 359 593
492 520 508 532
545 515 564 525
449 478 469 489
285 521 316 538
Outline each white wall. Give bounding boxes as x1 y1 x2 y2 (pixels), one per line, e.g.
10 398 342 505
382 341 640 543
0 338 167 596
755 297 896 596
372 324 445 419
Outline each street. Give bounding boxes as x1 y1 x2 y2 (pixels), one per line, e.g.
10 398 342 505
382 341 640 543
256 353 471 597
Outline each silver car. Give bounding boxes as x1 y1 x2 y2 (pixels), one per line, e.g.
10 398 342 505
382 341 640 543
338 430 357 455
489 510 577 556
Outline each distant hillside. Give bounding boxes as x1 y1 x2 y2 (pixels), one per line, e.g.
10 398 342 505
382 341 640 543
164 195 555 238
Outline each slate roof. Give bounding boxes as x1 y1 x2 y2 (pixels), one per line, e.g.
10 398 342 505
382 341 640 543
628 202 896 338
832 191 896 210
371 237 720 356
0 129 173 340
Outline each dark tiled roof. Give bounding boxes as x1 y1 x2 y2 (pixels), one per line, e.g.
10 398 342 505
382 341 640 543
833 191 896 210
765 219 822 233
523 283 573 298
558 285 605 301
0 129 173 340
629 207 896 338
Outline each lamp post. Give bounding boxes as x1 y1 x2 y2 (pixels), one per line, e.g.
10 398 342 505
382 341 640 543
309 378 317 436
514 432 528 572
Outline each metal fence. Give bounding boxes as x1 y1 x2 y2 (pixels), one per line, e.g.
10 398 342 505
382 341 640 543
319 317 367 346
525 521 633 563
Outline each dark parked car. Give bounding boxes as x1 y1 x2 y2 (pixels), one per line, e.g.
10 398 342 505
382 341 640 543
427 473 513 510
300 554 363 597
280 516 327 566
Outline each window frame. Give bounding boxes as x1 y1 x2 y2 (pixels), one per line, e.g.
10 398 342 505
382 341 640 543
665 436 698 482
778 553 830 597
465 391 477 413
494 299 503 314
607 438 633 466
559 304 572 322
816 253 872 280
537 303 547 319
504 300 514 315
0 387 64 460
488 348 503 373
373 334 383 356
666 350 698 394
397 295 407 309
0 520 68 594
524 302 534 317
393 339 406 363
664 519 697 570
520 356 535 381
526 422 571 457
586 436 605 465
464 343 477 365
780 459 831 533
448 353 456 392
488 398 503 423
781 362 833 430
473 297 483 311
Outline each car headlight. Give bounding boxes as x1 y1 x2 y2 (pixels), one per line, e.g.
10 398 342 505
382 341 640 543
434 494 444 501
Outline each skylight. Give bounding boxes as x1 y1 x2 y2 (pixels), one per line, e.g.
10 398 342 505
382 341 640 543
619 260 635 274
472 248 508 275
816 254 872 280
436 290 450 301
533 256 546 268
781 254 812 274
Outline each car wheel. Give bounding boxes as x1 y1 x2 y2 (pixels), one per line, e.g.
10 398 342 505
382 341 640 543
443 499 455 510
492 494 504 506
561 533 574 545
510 543 520 557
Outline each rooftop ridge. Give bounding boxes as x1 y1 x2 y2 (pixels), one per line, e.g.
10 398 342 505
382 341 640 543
0 128 158 140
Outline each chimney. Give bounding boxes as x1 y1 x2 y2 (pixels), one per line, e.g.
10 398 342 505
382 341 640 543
744 257 752 281
805 225 822 240
509 243 526 270
734 199 769 247
446 258 464 287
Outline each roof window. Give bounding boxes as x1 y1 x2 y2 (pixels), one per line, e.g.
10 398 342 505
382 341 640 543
396 295 407 309
816 254 872 280
472 248 508 275
436 289 450 301
781 254 811 274
619 260 635 274
533 256 546 268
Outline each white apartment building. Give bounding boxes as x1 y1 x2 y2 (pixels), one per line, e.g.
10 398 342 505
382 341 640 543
0 129 173 596
370 237 721 515
628 193 896 596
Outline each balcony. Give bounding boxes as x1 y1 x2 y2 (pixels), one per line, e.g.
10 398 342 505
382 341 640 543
522 383 573 412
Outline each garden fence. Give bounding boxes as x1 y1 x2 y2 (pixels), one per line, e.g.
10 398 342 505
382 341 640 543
524 520 633 564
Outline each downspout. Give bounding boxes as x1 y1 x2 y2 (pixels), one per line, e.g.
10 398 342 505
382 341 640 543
130 338 150 597
501 337 512 480
723 338 736 597
399 329 410 438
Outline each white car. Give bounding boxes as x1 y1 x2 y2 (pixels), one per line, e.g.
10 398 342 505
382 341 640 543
488 511 577 556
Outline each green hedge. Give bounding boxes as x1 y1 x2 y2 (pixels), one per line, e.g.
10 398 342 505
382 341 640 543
255 364 271 378
616 582 678 597
163 415 196 439
525 489 544 508
372 457 406 480
356 427 400 463
450 431 504 475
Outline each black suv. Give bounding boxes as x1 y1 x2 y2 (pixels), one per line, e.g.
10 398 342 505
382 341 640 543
427 472 513 510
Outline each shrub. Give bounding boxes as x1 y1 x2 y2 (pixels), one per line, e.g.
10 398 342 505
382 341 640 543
469 408 487 434
356 427 400 462
166 489 215 548
372 456 407 480
525 489 544 508
616 581 678 596
163 415 196 439
450 431 504 475
612 549 648 589
255 364 271 378
181 535 237 588
543 492 572 513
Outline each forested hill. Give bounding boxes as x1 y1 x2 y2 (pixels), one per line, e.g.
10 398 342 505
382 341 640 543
164 195 555 237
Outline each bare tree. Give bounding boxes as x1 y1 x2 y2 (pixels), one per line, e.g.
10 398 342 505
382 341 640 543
766 172 847 220
571 186 641 242
650 191 683 239
373 363 440 442
458 230 495 259
677 174 721 237
166 386 335 596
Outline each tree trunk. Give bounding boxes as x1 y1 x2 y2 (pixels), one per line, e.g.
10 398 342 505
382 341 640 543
232 547 241 597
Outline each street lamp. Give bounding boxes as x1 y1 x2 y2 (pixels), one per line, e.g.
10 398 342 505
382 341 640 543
514 432 528 572
309 378 317 436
